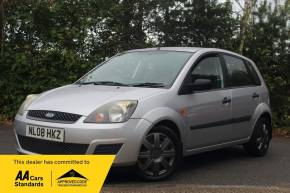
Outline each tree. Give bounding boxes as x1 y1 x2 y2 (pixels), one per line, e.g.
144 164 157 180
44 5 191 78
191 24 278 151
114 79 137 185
0 0 6 56
235 0 257 54
243 0 290 126
152 0 238 49
0 0 289 127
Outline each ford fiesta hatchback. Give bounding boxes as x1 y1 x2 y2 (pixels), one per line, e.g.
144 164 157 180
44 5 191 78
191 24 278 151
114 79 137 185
14 47 272 180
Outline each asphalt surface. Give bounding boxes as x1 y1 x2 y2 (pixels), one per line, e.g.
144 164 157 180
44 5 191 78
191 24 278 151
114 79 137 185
1 125 290 192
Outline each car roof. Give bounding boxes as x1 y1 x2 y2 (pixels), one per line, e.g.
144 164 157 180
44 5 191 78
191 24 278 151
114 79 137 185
124 47 253 63
125 47 202 53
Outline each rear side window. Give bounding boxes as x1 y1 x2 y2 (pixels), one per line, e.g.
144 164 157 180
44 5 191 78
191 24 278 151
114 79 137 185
223 55 255 87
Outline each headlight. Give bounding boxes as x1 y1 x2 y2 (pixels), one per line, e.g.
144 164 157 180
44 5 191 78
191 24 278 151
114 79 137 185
17 94 39 116
84 100 138 123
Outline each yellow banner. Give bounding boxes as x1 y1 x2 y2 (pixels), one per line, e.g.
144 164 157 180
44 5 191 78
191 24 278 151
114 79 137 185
0 155 115 193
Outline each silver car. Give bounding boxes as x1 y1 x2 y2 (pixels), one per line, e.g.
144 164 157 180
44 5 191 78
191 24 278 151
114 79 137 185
14 47 272 180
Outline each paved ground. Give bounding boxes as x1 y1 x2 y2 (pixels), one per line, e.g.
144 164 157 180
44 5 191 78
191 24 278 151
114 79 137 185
1 125 290 192
102 185 290 193
0 125 16 154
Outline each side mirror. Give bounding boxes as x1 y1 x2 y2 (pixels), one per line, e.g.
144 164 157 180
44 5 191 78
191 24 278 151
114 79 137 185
181 78 213 94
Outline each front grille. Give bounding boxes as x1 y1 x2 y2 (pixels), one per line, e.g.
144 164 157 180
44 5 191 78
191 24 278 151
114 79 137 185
17 135 88 154
93 144 123 155
27 110 81 123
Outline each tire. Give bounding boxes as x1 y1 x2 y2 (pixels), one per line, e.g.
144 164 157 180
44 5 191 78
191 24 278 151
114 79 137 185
244 117 271 156
136 125 182 181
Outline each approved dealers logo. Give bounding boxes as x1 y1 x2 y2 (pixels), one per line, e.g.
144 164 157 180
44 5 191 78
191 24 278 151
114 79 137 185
15 170 44 187
56 169 88 187
0 155 115 193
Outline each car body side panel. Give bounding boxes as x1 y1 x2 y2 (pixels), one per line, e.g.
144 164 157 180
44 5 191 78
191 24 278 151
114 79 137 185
133 48 271 157
171 90 233 149
230 86 260 139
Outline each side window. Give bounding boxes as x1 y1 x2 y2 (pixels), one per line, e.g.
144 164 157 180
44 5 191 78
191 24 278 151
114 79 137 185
223 55 254 87
245 60 261 85
189 55 224 89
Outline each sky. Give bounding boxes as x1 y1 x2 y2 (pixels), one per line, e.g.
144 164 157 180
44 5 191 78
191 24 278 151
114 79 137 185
219 0 285 13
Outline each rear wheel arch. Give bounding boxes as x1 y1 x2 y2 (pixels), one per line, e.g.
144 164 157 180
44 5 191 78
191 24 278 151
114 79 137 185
251 103 272 138
259 112 272 139
250 111 272 140
244 115 271 156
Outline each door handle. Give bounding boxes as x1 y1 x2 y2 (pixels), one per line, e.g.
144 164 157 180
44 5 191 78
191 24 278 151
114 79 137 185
222 97 231 104
252 92 260 99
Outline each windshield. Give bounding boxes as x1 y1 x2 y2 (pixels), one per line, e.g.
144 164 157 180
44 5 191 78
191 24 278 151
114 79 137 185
77 51 193 88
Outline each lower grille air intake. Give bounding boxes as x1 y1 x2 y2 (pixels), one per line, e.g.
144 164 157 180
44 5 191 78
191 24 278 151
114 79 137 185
17 135 88 154
93 144 123 155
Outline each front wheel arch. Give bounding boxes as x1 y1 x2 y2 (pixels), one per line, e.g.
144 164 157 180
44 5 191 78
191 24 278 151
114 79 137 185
149 119 183 156
136 125 182 180
155 120 181 140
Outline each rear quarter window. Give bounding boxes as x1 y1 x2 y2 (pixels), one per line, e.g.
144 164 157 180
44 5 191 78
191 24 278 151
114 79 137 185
244 60 262 86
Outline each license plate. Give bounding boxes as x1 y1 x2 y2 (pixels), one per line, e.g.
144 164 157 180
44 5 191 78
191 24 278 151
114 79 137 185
26 125 64 142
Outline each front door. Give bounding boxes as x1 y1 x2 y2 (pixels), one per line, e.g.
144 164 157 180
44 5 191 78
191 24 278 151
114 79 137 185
179 54 233 149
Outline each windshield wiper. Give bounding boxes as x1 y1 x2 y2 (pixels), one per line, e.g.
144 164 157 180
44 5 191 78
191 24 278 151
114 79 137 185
130 82 166 88
78 81 129 86
77 81 165 87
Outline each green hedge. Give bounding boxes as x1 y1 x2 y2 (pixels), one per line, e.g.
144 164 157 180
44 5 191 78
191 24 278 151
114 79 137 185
0 49 94 119
0 0 289 127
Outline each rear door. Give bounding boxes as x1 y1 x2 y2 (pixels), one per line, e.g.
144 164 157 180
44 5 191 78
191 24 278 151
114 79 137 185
222 54 261 139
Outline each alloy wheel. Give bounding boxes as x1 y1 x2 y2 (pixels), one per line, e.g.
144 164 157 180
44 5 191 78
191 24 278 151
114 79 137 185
244 117 271 156
138 132 176 177
256 123 269 151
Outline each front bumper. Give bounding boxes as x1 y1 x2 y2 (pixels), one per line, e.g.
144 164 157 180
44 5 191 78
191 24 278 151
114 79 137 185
14 113 152 166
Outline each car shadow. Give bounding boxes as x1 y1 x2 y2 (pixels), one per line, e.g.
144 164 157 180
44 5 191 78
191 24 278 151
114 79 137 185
104 145 252 185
